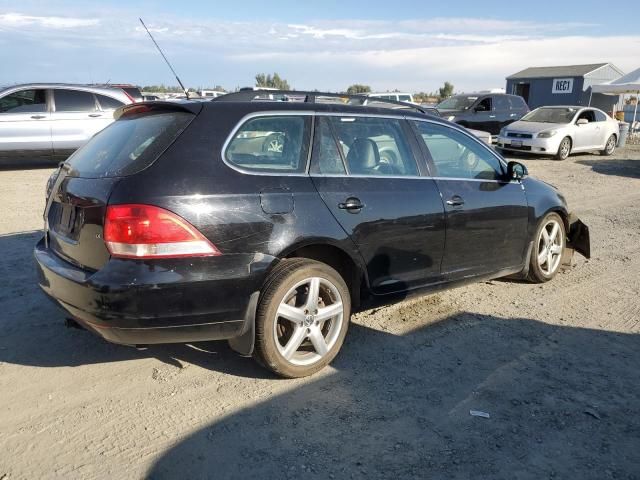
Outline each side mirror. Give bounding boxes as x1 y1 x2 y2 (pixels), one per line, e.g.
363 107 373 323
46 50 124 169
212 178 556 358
576 118 589 126
507 161 528 180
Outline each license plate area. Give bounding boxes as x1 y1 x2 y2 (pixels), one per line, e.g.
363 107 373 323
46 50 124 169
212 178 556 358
50 202 83 241
511 140 523 147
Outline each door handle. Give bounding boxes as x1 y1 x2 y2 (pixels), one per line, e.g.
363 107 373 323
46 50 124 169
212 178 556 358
446 196 465 207
30 115 46 119
338 197 364 213
88 113 103 118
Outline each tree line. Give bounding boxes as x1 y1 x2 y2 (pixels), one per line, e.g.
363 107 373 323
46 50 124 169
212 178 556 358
142 73 455 103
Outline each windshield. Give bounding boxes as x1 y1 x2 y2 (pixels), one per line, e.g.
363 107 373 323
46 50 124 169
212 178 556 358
437 96 477 110
521 107 577 124
65 111 193 178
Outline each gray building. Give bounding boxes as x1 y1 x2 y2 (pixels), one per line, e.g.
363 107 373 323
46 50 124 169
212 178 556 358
506 63 624 111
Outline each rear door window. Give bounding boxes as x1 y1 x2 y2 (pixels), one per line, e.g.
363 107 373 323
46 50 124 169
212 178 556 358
0 89 47 113
310 116 346 175
96 94 124 110
509 96 527 111
54 89 97 112
329 116 418 176
225 115 311 173
65 111 194 178
494 96 510 111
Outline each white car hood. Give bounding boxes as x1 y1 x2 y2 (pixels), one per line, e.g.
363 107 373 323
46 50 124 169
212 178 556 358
505 121 567 134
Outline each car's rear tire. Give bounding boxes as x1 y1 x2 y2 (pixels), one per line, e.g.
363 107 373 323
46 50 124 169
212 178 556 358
253 258 351 378
526 212 566 283
555 137 571 160
601 134 616 156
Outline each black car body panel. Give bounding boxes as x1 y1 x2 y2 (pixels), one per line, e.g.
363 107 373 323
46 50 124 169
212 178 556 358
34 98 588 348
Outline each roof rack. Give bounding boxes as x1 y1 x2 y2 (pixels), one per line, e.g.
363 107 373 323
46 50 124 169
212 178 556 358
213 89 431 114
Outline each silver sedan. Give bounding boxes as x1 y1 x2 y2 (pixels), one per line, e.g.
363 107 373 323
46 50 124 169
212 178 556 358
497 106 620 160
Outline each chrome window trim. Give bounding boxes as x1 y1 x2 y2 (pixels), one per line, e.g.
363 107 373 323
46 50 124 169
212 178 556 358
221 110 517 182
221 110 314 177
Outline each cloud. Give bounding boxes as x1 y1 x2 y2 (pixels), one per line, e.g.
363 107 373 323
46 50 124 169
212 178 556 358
0 12 637 92
0 12 99 29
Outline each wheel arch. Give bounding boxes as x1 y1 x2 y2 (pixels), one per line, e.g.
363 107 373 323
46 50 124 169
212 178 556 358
277 239 366 310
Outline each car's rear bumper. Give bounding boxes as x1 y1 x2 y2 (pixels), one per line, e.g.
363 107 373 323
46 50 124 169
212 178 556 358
34 237 273 345
497 136 562 155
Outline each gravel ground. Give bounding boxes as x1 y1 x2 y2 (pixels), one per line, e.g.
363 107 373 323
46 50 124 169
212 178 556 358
0 146 639 479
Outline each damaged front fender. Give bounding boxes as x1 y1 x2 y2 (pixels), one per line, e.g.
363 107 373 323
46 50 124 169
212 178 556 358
566 213 591 260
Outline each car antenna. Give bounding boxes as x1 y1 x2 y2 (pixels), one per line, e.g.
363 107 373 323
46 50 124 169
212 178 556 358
138 17 189 100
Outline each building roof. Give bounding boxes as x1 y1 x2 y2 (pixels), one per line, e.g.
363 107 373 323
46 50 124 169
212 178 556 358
507 63 613 80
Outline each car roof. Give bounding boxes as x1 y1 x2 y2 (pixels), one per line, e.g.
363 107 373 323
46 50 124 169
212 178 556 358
0 83 131 98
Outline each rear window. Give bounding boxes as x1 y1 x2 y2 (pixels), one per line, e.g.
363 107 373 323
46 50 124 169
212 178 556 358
65 112 193 178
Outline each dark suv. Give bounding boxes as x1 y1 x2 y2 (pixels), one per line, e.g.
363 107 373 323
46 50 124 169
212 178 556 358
35 93 589 378
437 93 529 135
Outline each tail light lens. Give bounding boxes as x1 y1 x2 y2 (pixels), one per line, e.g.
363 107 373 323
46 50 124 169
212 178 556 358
104 204 220 259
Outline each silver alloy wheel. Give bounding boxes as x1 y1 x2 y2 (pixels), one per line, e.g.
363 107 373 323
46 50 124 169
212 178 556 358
559 138 571 159
273 277 344 366
605 135 616 154
537 219 563 276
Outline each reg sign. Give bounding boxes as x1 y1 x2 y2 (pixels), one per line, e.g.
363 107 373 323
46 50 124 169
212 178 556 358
552 78 574 94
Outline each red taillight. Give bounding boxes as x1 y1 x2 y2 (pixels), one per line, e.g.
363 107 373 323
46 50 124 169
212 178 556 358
104 204 220 259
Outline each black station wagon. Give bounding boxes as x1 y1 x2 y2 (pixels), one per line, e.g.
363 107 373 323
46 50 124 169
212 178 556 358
35 92 590 378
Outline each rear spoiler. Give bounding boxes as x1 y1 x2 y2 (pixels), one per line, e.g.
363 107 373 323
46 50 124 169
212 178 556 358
114 101 202 120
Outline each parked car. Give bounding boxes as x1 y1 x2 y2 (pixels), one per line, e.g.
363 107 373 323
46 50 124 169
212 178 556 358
35 95 590 378
496 106 620 160
0 83 133 167
142 94 160 101
437 93 529 136
364 92 415 104
199 90 226 98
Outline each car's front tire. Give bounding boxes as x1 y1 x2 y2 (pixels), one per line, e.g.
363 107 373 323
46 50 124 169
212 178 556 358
527 212 566 283
601 134 616 156
555 137 571 160
253 258 351 378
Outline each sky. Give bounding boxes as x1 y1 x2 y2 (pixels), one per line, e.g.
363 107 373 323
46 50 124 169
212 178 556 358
0 0 638 93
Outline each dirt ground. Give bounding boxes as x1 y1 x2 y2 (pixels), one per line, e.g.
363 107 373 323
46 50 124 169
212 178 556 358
0 146 639 480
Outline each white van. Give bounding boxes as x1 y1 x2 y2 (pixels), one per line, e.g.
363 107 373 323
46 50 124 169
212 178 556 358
365 92 415 104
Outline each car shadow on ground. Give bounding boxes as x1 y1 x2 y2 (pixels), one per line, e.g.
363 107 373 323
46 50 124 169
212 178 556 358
145 315 640 480
576 159 640 180
0 230 274 379
2 232 640 478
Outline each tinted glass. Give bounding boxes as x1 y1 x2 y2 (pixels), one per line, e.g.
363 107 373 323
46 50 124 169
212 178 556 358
521 107 577 124
0 89 47 113
65 112 193 178
398 95 412 102
577 110 596 123
594 110 607 122
226 116 310 173
329 116 418 176
413 121 504 180
509 96 527 110
96 94 124 110
54 89 96 112
494 96 510 110
437 95 477 110
477 97 492 111
310 117 346 175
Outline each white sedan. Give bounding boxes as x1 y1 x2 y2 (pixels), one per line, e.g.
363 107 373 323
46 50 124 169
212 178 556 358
496 106 619 160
